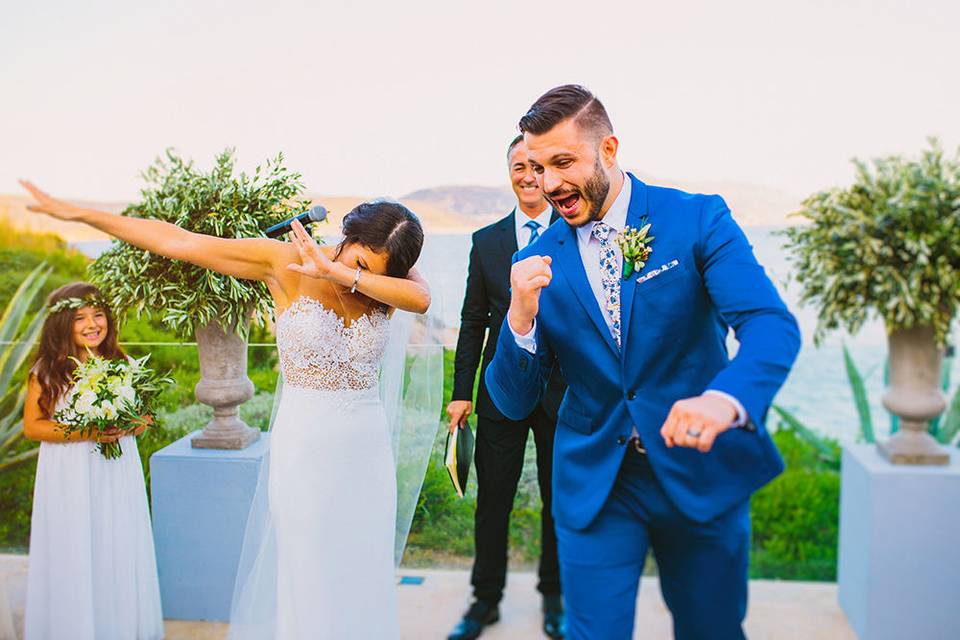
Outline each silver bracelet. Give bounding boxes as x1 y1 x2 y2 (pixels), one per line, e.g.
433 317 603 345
350 266 362 293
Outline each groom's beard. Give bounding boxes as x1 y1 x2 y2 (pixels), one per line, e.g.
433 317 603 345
581 157 611 225
546 156 611 228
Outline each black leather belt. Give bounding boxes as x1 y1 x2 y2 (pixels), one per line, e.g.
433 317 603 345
628 436 647 455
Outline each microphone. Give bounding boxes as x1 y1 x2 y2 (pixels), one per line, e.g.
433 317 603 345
264 205 328 239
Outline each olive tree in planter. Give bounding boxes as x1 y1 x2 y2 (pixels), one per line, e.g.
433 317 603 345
89 149 307 449
783 139 960 464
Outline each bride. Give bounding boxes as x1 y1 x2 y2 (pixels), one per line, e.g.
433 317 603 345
21 180 435 639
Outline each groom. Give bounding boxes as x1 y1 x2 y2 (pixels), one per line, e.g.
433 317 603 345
485 85 801 640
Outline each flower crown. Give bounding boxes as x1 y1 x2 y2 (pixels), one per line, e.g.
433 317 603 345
48 295 107 314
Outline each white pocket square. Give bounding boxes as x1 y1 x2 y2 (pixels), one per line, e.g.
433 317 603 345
636 259 680 284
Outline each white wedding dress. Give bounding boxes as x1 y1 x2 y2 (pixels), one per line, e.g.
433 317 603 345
229 297 404 639
24 391 164 640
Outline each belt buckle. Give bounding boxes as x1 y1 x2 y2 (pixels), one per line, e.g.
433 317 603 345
630 437 647 455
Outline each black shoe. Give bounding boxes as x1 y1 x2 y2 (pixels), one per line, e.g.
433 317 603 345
447 600 500 640
542 594 566 639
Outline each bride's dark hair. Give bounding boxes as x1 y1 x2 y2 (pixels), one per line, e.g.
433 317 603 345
336 201 424 277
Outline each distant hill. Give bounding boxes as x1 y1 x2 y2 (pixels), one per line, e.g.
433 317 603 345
402 185 515 218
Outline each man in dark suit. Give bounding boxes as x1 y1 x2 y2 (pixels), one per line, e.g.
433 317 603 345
446 135 566 640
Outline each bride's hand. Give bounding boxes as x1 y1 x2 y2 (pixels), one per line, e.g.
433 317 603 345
286 218 336 280
19 180 85 221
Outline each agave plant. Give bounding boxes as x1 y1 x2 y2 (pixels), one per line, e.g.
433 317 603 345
842 345 877 444
0 264 51 472
770 404 842 471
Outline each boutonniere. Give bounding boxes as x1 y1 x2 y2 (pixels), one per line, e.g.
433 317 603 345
615 218 654 280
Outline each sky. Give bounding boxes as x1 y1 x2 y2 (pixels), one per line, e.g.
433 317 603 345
2 0 958 201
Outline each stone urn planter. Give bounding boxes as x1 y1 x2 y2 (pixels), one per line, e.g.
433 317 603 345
190 320 259 450
878 326 949 465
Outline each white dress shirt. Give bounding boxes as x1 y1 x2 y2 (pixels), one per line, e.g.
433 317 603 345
514 204 553 249
510 172 747 428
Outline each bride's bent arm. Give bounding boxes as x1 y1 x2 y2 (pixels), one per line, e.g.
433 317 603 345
19 180 291 286
349 266 430 316
287 219 431 314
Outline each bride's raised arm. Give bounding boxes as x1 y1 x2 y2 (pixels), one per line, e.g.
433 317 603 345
22 180 431 315
19 180 294 287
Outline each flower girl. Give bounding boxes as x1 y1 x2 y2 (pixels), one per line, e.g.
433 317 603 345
22 283 163 640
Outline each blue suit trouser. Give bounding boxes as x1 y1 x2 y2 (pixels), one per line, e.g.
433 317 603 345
556 447 749 640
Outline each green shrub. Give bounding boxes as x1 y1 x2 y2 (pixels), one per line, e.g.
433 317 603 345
750 429 841 580
0 246 89 310
0 439 37 551
407 450 477 560
781 139 960 345
248 363 279 395
157 392 276 434
88 149 307 340
405 348 545 567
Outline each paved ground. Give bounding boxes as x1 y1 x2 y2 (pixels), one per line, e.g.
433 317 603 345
1 555 854 639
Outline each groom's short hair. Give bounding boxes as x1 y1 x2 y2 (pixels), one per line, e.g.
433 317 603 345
519 85 613 141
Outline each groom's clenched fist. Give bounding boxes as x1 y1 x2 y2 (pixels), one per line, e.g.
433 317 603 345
660 394 738 453
507 255 553 335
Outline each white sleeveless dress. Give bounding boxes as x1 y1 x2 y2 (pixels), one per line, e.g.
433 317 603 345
230 297 400 639
24 390 164 640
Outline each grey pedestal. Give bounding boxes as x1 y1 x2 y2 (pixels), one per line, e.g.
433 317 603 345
838 444 960 639
151 430 269 621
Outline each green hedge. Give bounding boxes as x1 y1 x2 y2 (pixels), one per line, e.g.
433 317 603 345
749 428 841 580
0 247 89 310
0 438 37 550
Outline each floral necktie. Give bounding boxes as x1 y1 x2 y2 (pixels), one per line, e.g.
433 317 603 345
591 221 621 348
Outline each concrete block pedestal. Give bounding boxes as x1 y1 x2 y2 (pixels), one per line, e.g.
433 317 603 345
151 431 268 621
838 444 960 639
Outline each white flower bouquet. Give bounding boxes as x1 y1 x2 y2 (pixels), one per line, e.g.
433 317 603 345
53 354 171 459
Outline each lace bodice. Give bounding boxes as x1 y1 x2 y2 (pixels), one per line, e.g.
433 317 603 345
275 296 390 391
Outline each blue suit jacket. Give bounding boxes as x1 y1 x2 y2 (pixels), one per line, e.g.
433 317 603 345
485 174 801 529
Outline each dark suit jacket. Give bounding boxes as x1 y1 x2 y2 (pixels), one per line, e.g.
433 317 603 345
452 209 566 422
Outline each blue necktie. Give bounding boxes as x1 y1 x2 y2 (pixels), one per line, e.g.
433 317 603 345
524 220 542 247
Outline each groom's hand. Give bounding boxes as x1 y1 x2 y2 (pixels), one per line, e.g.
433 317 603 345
660 394 738 453
507 255 552 334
